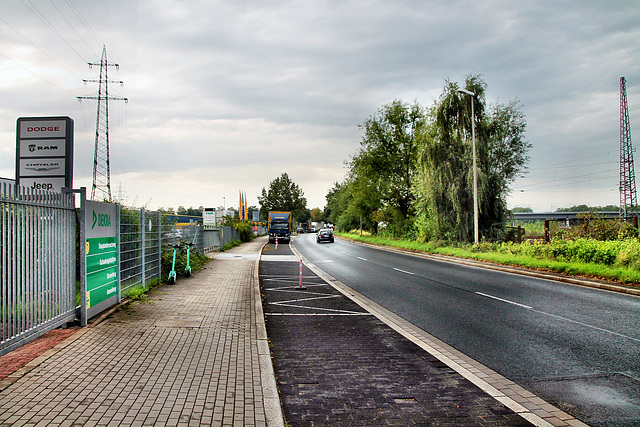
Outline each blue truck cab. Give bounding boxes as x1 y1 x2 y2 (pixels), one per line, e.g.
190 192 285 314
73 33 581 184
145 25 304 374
268 211 292 244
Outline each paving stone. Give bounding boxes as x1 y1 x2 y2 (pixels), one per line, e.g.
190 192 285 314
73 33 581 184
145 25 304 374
0 237 279 427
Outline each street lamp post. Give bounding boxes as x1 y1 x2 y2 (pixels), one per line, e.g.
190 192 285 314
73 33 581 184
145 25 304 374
458 88 479 244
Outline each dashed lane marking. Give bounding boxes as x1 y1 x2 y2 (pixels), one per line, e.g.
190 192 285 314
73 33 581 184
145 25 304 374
393 267 415 275
475 292 532 309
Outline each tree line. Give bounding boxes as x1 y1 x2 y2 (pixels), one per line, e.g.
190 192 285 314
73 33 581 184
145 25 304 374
325 74 531 243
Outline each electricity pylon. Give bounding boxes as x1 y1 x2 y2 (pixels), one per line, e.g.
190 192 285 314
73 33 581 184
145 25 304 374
619 76 636 217
78 45 127 201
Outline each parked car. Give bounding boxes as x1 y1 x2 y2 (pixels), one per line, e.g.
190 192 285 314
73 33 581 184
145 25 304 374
163 229 183 239
316 228 334 243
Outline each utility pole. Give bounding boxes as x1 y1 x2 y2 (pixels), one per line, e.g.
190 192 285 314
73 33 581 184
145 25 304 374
619 76 636 218
78 45 127 201
458 88 478 243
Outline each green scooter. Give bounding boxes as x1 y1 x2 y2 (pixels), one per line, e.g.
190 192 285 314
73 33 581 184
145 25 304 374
184 242 195 277
168 243 181 285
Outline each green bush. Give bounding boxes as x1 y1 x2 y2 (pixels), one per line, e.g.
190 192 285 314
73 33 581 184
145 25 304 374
235 222 253 242
493 237 640 270
614 239 640 269
161 245 209 282
341 231 640 283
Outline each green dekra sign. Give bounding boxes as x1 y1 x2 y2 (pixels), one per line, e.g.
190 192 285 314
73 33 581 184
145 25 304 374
84 201 118 316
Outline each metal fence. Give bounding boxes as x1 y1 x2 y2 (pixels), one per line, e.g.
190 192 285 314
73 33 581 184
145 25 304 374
0 184 77 356
160 220 241 254
120 207 163 296
1 195 255 356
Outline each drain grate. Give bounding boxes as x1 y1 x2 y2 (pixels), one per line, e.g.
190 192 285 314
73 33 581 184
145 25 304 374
393 397 417 404
155 315 203 328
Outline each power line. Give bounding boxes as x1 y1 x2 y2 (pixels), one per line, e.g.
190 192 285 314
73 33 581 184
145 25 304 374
0 16 77 75
528 150 617 171
515 160 619 193
64 0 103 50
0 49 77 97
48 0 97 57
517 175 618 193
516 169 618 191
20 0 88 63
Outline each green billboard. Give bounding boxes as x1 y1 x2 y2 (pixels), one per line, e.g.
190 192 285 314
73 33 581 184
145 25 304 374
86 236 118 308
84 200 119 318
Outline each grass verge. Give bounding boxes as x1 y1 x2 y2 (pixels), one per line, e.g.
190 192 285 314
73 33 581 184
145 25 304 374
338 232 640 285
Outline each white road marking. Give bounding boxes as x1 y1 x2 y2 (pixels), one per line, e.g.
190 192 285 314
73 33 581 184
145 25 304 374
393 267 415 275
475 292 640 342
530 308 640 343
357 256 367 261
266 313 373 316
272 295 340 305
268 302 368 314
475 292 532 309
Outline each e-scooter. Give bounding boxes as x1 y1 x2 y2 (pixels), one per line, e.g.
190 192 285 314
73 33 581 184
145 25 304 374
184 242 195 277
168 243 181 285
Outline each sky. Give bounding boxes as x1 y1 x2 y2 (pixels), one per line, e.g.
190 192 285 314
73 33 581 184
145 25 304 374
1 0 639 213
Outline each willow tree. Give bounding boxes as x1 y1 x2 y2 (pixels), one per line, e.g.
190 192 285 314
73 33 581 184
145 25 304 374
415 75 529 242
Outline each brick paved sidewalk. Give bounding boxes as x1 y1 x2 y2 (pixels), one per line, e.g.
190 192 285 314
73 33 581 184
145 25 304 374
0 236 283 427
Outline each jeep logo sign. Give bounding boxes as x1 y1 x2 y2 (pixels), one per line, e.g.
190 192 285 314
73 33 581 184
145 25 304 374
16 117 73 193
32 182 54 191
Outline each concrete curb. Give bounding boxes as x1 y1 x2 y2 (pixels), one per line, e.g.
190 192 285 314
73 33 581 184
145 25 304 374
256 242 286 427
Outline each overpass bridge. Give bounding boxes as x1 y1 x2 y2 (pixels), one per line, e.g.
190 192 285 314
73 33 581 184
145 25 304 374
511 211 638 242
511 211 629 221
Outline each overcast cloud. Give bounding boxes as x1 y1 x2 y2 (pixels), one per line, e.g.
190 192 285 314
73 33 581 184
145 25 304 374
1 0 639 212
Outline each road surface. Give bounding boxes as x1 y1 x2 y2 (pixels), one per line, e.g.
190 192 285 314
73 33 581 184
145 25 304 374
293 233 640 426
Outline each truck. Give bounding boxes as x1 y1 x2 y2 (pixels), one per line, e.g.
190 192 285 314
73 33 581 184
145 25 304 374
268 211 292 244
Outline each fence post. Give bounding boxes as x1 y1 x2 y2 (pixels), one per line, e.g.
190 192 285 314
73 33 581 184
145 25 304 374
141 208 146 289
79 188 87 327
157 211 162 280
544 220 550 243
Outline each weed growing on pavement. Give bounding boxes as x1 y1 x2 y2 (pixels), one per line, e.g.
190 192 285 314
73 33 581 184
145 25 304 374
222 240 242 251
126 287 149 303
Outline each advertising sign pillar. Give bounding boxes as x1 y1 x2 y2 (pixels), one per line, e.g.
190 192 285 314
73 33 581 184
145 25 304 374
81 196 119 326
203 207 216 228
16 116 73 193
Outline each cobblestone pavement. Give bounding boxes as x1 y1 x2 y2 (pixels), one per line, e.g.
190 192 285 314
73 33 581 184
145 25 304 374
0 236 282 427
260 240 584 427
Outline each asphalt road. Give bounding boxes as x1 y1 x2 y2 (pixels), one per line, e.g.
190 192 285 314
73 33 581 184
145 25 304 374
293 233 640 426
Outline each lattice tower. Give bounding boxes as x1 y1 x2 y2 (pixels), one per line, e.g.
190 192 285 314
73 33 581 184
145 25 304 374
619 76 636 217
78 46 127 201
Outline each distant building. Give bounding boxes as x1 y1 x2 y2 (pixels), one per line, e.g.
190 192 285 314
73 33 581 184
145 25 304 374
216 209 236 225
